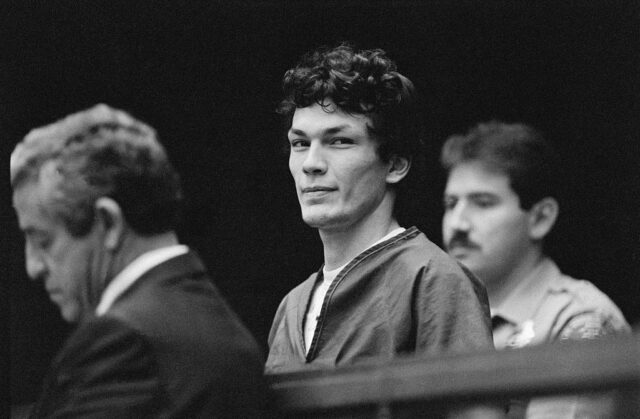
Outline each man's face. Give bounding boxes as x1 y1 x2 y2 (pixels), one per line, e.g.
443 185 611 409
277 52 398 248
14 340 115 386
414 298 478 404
442 161 533 286
288 101 392 232
13 179 99 323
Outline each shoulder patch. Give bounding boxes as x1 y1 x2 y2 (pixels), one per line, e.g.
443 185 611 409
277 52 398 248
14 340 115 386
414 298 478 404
558 312 620 341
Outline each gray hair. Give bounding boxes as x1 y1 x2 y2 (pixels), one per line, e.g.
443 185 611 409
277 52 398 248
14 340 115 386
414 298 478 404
11 104 183 236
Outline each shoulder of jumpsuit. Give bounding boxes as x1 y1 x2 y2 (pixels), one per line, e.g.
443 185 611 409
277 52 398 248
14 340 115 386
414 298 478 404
324 226 425 280
350 225 457 275
342 226 484 291
353 226 424 262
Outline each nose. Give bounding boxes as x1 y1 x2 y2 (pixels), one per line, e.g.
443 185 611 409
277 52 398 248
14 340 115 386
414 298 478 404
445 201 471 233
25 243 47 281
302 142 327 175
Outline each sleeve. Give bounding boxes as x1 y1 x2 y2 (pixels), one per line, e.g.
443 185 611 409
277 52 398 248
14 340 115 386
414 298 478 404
35 316 162 418
265 293 306 374
558 311 630 341
267 295 288 350
414 261 494 356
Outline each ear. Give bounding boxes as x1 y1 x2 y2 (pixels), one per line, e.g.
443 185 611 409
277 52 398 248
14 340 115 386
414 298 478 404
527 197 559 241
386 155 411 184
94 197 125 251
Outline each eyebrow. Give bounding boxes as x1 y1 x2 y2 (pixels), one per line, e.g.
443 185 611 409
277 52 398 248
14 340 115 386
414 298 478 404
444 191 498 199
469 192 499 198
288 125 352 137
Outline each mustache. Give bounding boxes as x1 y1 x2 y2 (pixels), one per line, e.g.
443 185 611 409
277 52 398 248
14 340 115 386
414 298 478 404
446 233 480 250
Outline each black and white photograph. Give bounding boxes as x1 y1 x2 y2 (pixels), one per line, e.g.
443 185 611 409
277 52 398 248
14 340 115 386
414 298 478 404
3 1 639 417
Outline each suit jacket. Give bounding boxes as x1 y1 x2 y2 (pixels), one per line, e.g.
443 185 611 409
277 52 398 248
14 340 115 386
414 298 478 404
30 251 266 418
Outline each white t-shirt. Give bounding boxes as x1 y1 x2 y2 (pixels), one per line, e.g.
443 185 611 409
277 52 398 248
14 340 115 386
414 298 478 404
304 228 405 353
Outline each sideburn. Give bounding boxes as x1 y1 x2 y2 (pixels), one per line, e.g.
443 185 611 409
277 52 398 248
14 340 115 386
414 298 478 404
80 228 114 320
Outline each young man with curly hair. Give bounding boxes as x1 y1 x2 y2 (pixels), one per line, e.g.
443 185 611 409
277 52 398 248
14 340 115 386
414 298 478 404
265 45 494 373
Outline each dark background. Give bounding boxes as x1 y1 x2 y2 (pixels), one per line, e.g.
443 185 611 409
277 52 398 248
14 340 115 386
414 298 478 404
2 0 638 409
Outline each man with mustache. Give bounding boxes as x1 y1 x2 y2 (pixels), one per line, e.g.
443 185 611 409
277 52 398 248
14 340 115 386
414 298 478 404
441 121 630 417
11 104 266 418
265 44 494 374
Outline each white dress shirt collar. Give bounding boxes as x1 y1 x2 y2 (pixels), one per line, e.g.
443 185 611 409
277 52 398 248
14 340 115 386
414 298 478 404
95 244 189 316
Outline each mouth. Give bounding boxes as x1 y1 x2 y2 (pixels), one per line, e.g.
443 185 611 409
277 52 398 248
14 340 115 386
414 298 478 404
301 186 336 197
46 291 62 305
45 285 59 297
448 246 471 256
447 243 479 257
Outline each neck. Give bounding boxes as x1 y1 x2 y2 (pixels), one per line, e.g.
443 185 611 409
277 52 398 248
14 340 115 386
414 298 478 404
85 230 180 318
486 246 545 308
108 231 180 283
319 193 399 270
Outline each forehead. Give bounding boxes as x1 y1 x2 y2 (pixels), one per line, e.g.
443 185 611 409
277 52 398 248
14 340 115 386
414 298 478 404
289 102 373 136
445 161 515 196
13 178 60 232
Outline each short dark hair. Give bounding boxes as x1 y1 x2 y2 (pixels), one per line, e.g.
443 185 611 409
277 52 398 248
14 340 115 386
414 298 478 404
440 121 560 210
11 104 183 236
277 44 424 165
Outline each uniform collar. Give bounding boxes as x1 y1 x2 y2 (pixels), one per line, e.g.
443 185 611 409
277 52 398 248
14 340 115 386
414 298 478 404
491 257 563 325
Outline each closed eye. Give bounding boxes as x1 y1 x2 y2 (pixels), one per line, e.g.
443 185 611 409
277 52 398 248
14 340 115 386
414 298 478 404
289 138 309 149
471 197 498 208
26 232 51 251
443 196 457 211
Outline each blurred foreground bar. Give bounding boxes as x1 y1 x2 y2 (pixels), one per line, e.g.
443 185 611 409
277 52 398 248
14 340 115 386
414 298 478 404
269 334 640 418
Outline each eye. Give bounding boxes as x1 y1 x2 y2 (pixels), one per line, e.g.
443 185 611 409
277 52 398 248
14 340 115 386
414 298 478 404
35 236 51 251
26 232 51 252
443 197 457 211
331 137 354 146
472 197 497 209
289 138 309 149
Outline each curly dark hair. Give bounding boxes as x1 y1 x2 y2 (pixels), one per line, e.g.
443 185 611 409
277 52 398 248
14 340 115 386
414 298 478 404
278 44 424 164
